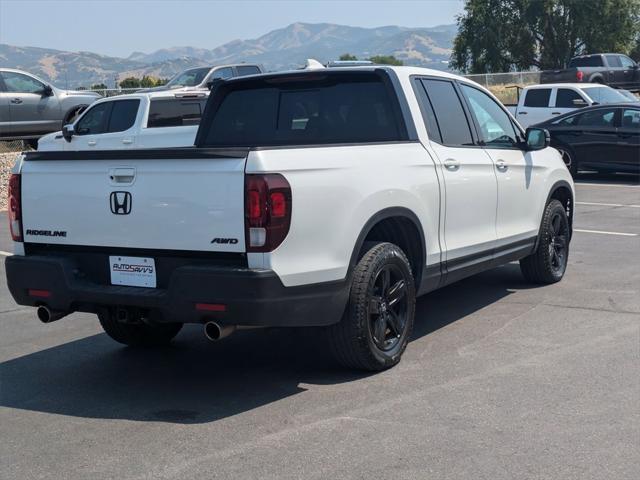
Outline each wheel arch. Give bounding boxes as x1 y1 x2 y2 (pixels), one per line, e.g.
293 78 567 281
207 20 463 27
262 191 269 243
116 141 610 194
348 207 427 288
535 180 574 250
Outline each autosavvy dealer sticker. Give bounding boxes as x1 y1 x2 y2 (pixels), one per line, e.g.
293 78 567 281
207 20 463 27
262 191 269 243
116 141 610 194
109 256 157 288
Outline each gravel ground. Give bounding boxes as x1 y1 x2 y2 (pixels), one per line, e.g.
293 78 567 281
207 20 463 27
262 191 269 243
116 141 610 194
0 152 20 211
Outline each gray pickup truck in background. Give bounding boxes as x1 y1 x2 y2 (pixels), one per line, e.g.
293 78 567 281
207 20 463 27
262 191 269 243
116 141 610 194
0 68 100 148
541 53 640 91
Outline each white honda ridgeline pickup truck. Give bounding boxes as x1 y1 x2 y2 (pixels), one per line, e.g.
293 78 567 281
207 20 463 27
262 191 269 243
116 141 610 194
6 66 574 371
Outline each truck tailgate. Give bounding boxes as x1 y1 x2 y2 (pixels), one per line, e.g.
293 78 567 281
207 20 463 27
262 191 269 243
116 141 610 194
20 149 248 253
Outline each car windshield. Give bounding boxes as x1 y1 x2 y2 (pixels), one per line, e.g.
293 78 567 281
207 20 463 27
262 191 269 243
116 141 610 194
165 68 211 87
619 90 639 102
584 87 632 104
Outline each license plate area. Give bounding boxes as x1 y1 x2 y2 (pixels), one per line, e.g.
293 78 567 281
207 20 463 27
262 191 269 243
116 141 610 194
109 256 157 288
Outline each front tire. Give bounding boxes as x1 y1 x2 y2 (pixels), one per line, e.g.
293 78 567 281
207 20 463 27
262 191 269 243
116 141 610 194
98 310 182 346
327 242 416 371
520 200 570 284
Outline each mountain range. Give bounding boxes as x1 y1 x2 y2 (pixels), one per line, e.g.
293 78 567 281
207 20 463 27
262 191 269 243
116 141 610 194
0 22 457 88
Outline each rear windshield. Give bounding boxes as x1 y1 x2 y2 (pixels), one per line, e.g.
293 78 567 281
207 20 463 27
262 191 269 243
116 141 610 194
147 98 207 128
200 72 406 147
569 56 603 67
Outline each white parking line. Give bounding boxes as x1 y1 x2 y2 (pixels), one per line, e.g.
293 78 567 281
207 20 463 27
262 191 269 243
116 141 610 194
0 250 12 256
576 182 639 189
576 201 640 208
574 229 638 237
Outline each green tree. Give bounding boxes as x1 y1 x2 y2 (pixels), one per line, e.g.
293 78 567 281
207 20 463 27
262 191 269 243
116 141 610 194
119 77 141 89
368 55 403 66
155 78 169 86
630 36 640 61
452 0 640 73
90 83 108 90
339 53 358 61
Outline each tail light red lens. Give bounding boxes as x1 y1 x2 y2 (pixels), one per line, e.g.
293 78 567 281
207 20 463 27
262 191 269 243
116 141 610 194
8 174 22 242
576 71 584 82
244 174 291 252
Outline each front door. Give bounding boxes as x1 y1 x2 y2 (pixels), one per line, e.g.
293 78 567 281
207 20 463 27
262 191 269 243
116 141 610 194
459 83 544 247
415 77 498 275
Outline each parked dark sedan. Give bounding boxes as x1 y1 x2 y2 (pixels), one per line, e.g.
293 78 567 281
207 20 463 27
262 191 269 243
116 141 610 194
533 103 639 176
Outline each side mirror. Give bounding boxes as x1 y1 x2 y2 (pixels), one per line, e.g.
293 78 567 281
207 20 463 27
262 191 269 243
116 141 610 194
572 98 588 107
62 124 74 142
525 127 549 151
41 85 53 97
206 78 225 91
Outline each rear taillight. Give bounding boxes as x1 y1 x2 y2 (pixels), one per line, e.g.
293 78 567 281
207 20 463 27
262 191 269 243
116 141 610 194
244 174 291 252
576 71 584 82
8 173 22 242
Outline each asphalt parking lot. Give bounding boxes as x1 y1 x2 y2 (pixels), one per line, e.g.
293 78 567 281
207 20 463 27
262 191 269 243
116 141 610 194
1 174 638 480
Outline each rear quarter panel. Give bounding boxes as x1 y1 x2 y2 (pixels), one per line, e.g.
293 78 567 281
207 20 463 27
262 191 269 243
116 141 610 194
245 143 441 287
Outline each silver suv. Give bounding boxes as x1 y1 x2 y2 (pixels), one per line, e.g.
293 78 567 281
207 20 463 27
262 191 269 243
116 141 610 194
139 64 263 92
0 68 100 147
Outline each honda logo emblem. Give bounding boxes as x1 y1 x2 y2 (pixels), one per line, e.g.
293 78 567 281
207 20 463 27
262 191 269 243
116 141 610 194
110 191 132 215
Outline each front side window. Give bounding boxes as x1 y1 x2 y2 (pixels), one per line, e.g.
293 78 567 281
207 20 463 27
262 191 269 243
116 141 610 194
147 98 206 128
210 67 234 81
461 84 519 147
577 108 617 128
554 114 580 126
107 99 139 133
524 89 551 108
620 56 636 69
621 109 640 129
555 89 586 108
420 79 473 146
166 68 210 87
76 102 111 135
605 55 623 68
202 72 404 147
1 71 45 94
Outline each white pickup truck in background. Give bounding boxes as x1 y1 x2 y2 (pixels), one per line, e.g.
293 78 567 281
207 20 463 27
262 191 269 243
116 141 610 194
506 83 634 128
37 91 208 150
7 66 574 371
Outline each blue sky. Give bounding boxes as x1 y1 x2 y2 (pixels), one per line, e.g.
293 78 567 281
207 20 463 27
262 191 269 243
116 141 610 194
0 0 464 58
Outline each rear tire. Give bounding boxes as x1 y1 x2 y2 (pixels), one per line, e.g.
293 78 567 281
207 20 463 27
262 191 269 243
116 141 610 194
98 310 182 346
327 242 416 371
520 200 570 284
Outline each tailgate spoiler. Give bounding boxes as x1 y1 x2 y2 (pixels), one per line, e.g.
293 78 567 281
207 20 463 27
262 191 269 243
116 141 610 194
22 147 251 162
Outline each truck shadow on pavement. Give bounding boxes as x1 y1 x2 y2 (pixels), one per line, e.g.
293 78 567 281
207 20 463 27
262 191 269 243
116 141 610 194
0 264 534 424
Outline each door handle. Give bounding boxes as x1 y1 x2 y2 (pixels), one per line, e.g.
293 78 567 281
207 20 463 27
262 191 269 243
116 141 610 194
10 98 22 104
122 138 133 145
518 111 528 115
443 159 460 170
87 140 97 146
496 160 508 171
551 112 561 115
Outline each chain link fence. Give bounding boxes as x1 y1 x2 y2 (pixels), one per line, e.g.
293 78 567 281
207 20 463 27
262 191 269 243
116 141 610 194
463 71 541 104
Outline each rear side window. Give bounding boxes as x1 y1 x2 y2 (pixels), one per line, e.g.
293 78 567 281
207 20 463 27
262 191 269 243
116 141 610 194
569 56 603 67
236 65 261 77
420 79 473 146
555 89 585 108
107 99 139 133
622 109 640 129
413 79 442 143
201 72 405 146
524 89 551 107
76 102 111 135
147 99 207 128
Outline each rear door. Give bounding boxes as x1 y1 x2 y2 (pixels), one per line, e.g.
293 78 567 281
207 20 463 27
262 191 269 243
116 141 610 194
517 88 552 127
20 149 248 252
0 71 60 135
573 107 619 169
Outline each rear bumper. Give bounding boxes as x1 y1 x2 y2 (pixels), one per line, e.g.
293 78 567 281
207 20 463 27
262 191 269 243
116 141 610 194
5 255 349 327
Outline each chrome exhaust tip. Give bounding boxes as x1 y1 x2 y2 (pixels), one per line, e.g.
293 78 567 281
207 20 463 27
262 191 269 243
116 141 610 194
203 321 236 341
37 306 68 323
